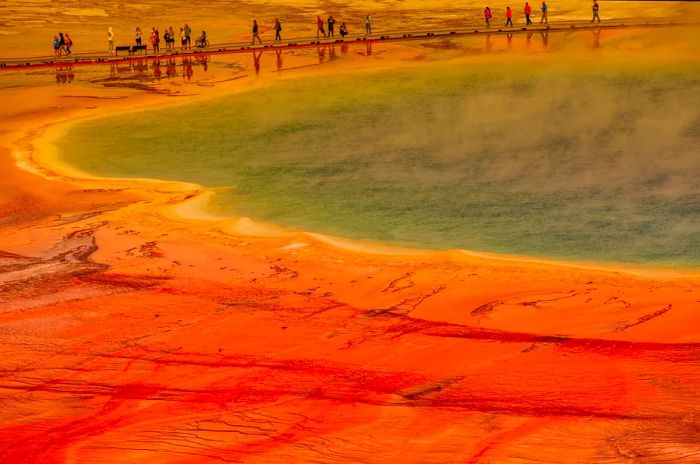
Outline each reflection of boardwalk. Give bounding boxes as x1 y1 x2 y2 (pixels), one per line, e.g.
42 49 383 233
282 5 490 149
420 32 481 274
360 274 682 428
0 19 684 70
90 55 210 93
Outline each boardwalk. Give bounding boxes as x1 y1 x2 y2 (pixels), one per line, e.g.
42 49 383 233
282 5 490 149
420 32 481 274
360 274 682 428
0 19 684 71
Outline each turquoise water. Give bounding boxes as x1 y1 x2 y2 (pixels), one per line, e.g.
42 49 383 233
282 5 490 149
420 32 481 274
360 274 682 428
59 60 700 266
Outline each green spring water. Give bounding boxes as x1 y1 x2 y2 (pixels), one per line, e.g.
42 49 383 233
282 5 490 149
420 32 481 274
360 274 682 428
58 60 700 266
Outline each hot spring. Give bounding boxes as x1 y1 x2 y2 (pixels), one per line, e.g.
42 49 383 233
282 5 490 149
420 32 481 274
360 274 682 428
57 40 700 266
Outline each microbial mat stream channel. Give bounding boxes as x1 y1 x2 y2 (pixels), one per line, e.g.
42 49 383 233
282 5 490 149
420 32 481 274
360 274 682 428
58 58 700 266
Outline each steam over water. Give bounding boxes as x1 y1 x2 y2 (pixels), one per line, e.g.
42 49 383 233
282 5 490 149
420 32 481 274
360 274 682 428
59 58 700 266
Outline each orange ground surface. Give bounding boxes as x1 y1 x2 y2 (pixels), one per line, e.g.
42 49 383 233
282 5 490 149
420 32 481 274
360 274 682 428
1 3 700 462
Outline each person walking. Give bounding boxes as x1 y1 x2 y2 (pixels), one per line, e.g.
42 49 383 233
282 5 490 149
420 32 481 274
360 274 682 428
274 18 282 41
251 19 262 44
505 7 513 26
484 7 492 27
58 32 67 55
540 1 548 24
184 23 192 48
524 2 533 25
107 27 115 54
364 15 372 35
53 35 61 56
327 16 336 38
317 16 326 38
65 33 73 55
591 0 601 23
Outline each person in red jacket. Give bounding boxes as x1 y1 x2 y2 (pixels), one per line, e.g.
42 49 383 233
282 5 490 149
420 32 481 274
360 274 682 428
505 6 513 26
524 2 533 25
317 16 326 38
484 6 492 27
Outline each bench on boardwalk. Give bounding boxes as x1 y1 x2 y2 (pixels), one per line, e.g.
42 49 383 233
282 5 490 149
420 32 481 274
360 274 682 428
131 45 148 55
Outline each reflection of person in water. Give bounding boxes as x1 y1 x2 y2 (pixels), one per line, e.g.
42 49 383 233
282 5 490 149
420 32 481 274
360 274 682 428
506 32 513 48
275 49 283 71
592 28 601 48
133 59 148 74
166 58 177 78
540 30 548 48
253 50 262 75
55 66 74 84
317 46 326 63
182 58 193 80
195 54 209 72
152 59 161 78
